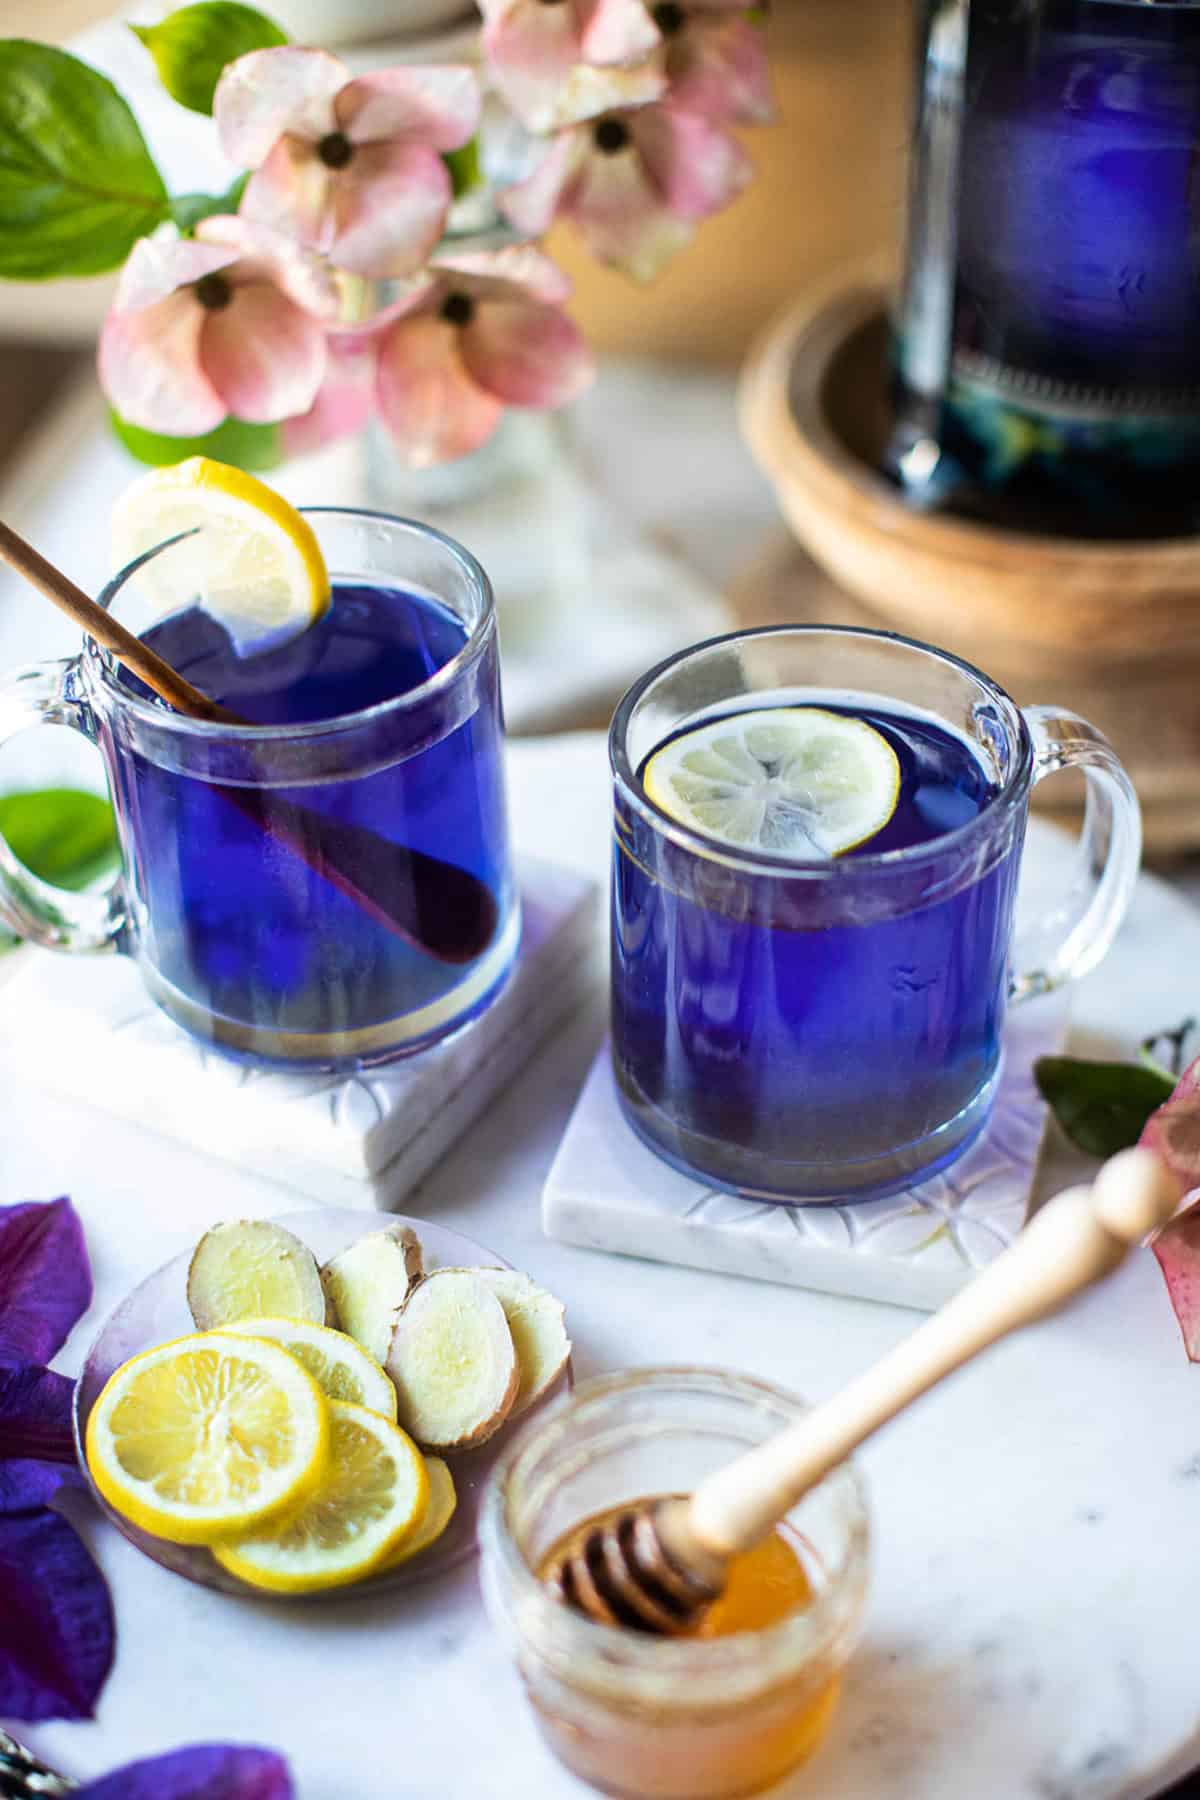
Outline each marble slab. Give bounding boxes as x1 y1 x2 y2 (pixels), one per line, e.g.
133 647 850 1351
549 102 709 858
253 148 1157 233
0 857 597 1209
544 993 1070 1311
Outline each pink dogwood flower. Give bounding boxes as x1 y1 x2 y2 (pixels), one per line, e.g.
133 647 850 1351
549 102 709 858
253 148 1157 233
281 333 377 458
502 101 752 280
480 0 663 131
653 0 773 124
98 217 339 436
214 47 481 278
372 247 594 466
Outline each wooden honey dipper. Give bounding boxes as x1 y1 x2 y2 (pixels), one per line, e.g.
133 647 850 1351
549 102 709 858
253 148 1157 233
548 1147 1182 1634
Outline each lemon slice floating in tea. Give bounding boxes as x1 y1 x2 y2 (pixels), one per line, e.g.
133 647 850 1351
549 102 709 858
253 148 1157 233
111 457 330 657
642 707 901 858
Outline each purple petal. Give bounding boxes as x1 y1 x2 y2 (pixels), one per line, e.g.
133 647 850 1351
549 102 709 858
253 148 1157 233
75 1745 293 1800
0 1509 114 1722
0 1199 91 1365
0 1364 80 1509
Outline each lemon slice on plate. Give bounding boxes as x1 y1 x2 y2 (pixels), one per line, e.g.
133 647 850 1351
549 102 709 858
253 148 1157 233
642 706 901 858
379 1455 457 1570
85 1332 329 1545
111 456 330 657
220 1319 397 1421
213 1402 429 1594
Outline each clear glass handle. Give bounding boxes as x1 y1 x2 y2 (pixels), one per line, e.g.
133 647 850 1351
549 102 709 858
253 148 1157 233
0 660 125 953
1010 705 1142 1004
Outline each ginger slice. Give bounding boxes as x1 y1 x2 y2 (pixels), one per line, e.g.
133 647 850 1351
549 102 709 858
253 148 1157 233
385 1270 518 1451
462 1268 571 1417
187 1220 330 1330
320 1225 423 1365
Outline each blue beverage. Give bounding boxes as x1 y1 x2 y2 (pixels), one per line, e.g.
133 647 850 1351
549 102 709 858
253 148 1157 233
611 699 1023 1201
104 579 516 1066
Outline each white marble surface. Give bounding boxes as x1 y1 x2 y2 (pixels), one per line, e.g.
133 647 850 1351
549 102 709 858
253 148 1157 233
4 731 1200 1800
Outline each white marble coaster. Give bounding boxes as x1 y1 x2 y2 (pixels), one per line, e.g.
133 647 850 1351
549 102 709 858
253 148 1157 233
0 857 597 1210
543 992 1070 1311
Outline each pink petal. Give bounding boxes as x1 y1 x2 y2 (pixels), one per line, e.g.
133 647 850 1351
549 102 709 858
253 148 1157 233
329 140 452 279
238 137 339 257
334 66 481 150
281 334 377 457
500 131 589 237
666 16 774 124
483 3 586 131
0 1197 91 1365
490 29 664 131
195 214 341 318
433 244 574 307
214 46 348 168
99 292 226 434
198 285 327 424
631 103 752 218
564 132 693 279
376 312 504 466
461 298 593 408
577 0 661 66
113 232 236 312
1153 1209 1200 1359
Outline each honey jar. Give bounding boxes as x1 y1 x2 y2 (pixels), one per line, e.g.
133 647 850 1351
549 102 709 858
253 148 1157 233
480 1368 870 1800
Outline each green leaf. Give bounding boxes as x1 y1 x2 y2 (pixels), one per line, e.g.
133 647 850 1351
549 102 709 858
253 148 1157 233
0 789 119 892
1034 1055 1176 1160
444 139 481 200
131 3 287 116
0 41 168 278
169 173 248 235
110 408 283 473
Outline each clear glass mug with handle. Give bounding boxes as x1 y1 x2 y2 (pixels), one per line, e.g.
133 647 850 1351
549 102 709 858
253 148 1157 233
0 508 518 1069
610 624 1141 1203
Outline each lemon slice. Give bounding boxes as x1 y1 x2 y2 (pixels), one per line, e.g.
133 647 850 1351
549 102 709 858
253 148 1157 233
220 1320 397 1421
642 706 901 858
213 1402 428 1594
111 456 330 657
379 1456 457 1570
86 1332 329 1546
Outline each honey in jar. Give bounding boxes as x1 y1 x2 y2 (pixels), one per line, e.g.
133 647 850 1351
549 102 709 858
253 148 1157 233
531 1500 842 1800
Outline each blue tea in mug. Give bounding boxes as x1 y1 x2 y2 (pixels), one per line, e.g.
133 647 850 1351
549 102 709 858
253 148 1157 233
103 571 515 1066
611 674 1029 1201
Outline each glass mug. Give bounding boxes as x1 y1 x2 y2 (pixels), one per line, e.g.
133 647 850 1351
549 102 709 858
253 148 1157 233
610 626 1141 1202
0 510 518 1069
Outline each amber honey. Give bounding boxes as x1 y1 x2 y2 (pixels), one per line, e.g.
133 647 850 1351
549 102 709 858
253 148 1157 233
530 1501 842 1800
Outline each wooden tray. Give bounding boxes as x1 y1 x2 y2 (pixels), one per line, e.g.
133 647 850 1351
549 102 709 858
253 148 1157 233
737 270 1200 856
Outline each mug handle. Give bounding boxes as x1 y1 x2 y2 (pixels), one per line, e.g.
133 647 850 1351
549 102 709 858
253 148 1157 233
1009 705 1141 1005
0 660 125 953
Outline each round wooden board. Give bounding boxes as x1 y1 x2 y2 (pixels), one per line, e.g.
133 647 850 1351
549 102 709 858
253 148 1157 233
737 272 1200 858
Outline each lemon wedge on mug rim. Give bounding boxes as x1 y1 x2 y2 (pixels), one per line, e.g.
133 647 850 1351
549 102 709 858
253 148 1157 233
85 1331 330 1545
110 457 330 658
212 1401 429 1594
641 706 901 859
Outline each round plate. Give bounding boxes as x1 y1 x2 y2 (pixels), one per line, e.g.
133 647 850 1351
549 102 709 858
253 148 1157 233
72 1209 571 1601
